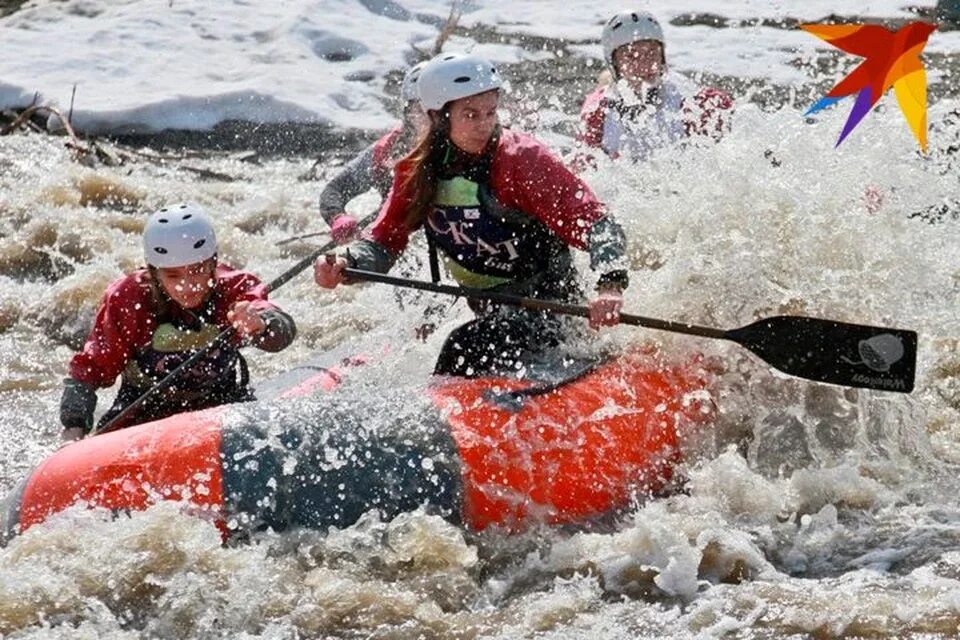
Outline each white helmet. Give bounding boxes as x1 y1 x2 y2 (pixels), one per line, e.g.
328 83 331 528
401 61 426 102
601 11 664 70
143 203 218 268
417 53 502 112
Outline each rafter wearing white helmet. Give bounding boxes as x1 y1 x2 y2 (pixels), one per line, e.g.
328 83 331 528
601 11 664 75
417 53 502 112
143 203 218 268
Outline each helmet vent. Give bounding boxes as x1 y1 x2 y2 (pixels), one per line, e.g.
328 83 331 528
611 20 622 30
443 55 455 60
158 218 169 224
154 247 168 254
193 239 206 249
631 12 638 21
453 76 471 83
182 214 193 220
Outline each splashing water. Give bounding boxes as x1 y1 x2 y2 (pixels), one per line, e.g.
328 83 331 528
2 27 960 640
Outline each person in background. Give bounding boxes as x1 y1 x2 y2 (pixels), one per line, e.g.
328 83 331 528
59 203 296 439
578 10 734 163
319 62 428 244
315 53 628 379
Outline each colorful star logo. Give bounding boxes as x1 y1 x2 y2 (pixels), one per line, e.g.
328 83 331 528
802 21 937 151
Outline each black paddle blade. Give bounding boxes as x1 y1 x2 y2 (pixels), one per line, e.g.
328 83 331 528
725 316 917 393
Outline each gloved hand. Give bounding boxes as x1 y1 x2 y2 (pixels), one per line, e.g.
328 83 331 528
314 253 348 289
227 300 267 339
329 214 359 245
59 377 97 434
588 287 623 330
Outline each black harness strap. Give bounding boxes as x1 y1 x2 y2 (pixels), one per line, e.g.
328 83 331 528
426 230 442 284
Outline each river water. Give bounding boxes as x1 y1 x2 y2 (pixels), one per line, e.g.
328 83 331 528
2 3 960 638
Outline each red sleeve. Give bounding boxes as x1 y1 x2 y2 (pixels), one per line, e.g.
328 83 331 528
577 87 606 149
683 87 734 139
69 273 155 388
370 127 403 176
493 131 607 250
366 159 416 255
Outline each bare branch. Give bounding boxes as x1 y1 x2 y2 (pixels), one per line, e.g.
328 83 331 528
68 84 77 125
1 104 89 157
433 0 463 55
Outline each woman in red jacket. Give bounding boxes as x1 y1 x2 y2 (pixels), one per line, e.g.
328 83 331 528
59 203 296 439
315 53 628 378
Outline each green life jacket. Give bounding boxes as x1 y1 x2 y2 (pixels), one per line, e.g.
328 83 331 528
424 137 577 300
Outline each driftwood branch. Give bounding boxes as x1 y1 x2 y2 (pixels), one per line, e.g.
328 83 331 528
1 107 239 179
433 0 463 55
118 147 238 181
1 104 90 155
68 84 77 126
409 1 462 62
2 109 44 133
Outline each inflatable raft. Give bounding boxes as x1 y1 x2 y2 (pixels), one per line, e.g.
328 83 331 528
1 347 714 541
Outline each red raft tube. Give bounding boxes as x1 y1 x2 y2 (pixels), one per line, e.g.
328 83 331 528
1 348 715 541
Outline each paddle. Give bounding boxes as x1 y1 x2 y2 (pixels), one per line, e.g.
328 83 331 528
91 212 380 437
342 267 918 394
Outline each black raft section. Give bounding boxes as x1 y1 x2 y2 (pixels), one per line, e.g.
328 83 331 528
218 389 464 535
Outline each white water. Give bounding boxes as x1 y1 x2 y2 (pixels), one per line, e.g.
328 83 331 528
2 0 958 132
2 0 960 638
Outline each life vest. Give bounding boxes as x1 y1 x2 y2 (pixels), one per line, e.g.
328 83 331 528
123 320 245 399
104 286 251 429
424 137 575 297
600 80 687 161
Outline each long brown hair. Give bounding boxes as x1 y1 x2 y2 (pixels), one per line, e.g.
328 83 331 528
140 266 177 324
400 110 450 231
390 102 425 165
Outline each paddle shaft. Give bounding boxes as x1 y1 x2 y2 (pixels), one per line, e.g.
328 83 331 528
275 230 330 246
343 268 728 340
92 212 380 436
